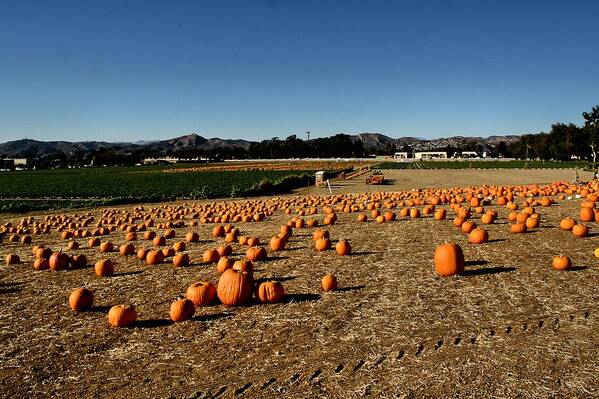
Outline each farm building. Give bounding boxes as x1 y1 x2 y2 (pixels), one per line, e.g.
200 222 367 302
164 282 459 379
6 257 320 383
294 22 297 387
414 151 448 160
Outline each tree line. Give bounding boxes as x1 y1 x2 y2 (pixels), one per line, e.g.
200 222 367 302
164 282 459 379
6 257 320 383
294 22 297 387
7 105 599 168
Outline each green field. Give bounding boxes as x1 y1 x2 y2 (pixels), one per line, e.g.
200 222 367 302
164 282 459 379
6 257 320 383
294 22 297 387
0 165 319 212
376 160 592 170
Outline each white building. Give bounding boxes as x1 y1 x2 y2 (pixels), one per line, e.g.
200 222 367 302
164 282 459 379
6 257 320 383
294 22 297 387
414 151 447 160
393 152 409 161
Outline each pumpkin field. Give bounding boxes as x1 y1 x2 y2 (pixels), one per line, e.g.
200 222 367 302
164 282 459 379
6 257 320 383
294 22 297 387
1 168 599 398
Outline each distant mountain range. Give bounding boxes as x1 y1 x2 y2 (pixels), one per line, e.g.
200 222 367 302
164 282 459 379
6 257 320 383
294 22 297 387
351 132 520 152
0 132 520 158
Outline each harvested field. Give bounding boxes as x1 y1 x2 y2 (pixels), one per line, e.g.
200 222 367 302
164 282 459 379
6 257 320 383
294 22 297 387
1 169 599 398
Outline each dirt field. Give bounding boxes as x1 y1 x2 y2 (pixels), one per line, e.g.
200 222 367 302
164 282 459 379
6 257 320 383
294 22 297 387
1 169 599 398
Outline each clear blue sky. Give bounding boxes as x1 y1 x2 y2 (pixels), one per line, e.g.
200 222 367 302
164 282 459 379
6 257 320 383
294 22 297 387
1 0 598 143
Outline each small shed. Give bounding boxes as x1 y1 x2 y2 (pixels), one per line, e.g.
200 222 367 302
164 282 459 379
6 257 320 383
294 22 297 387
315 171 325 187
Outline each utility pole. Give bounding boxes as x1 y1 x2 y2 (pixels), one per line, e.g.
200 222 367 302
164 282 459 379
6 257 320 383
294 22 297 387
306 131 310 141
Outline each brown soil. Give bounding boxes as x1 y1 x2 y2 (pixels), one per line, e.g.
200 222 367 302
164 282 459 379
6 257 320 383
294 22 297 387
1 169 598 398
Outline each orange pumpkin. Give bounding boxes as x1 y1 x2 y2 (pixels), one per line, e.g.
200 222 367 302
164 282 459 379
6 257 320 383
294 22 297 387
173 253 190 267
468 228 488 244
49 252 69 271
321 274 338 292
552 255 571 270
108 305 137 327
559 217 576 230
186 282 216 306
217 256 233 273
335 239 352 256
255 281 285 303
233 259 254 275
315 238 331 251
580 207 595 222
433 242 464 277
169 298 195 322
69 288 94 312
146 250 164 265
216 269 253 306
510 223 527 234
95 259 114 277
202 249 220 264
572 224 588 237
246 246 267 262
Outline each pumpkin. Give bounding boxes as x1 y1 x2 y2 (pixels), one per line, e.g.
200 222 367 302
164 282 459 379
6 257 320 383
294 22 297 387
315 238 331 251
202 249 220 264
125 232 137 241
247 237 260 247
146 250 164 265
572 224 588 237
35 247 52 259
144 231 156 240
49 252 69 271
185 231 199 242
95 259 114 277
461 221 476 233
217 244 232 257
88 237 100 247
246 246 267 262
321 274 338 292
107 305 137 327
99 242 114 253
33 258 49 270
173 253 190 267
313 229 329 241
376 215 385 224
186 282 216 306
409 208 420 218
559 218 576 230
595 247 599 259
173 241 186 252
434 209 446 220
161 247 175 257
515 213 529 224
580 207 595 222
216 269 253 306
152 235 166 246
481 213 495 224
233 259 254 274
357 214 368 222
170 298 195 322
269 236 286 252
255 281 285 303
212 225 225 238
469 228 488 244
452 217 464 227
119 243 135 256
433 242 464 277
67 241 80 250
69 288 94 312
552 255 571 270
510 223 527 234
335 239 352 256
217 256 233 273
137 247 149 260
525 217 539 229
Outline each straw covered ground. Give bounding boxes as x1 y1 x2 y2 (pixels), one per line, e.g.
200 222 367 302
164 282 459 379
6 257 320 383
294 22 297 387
1 169 598 398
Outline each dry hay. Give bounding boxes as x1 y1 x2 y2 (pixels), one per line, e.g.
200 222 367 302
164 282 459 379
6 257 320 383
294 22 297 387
1 171 599 398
